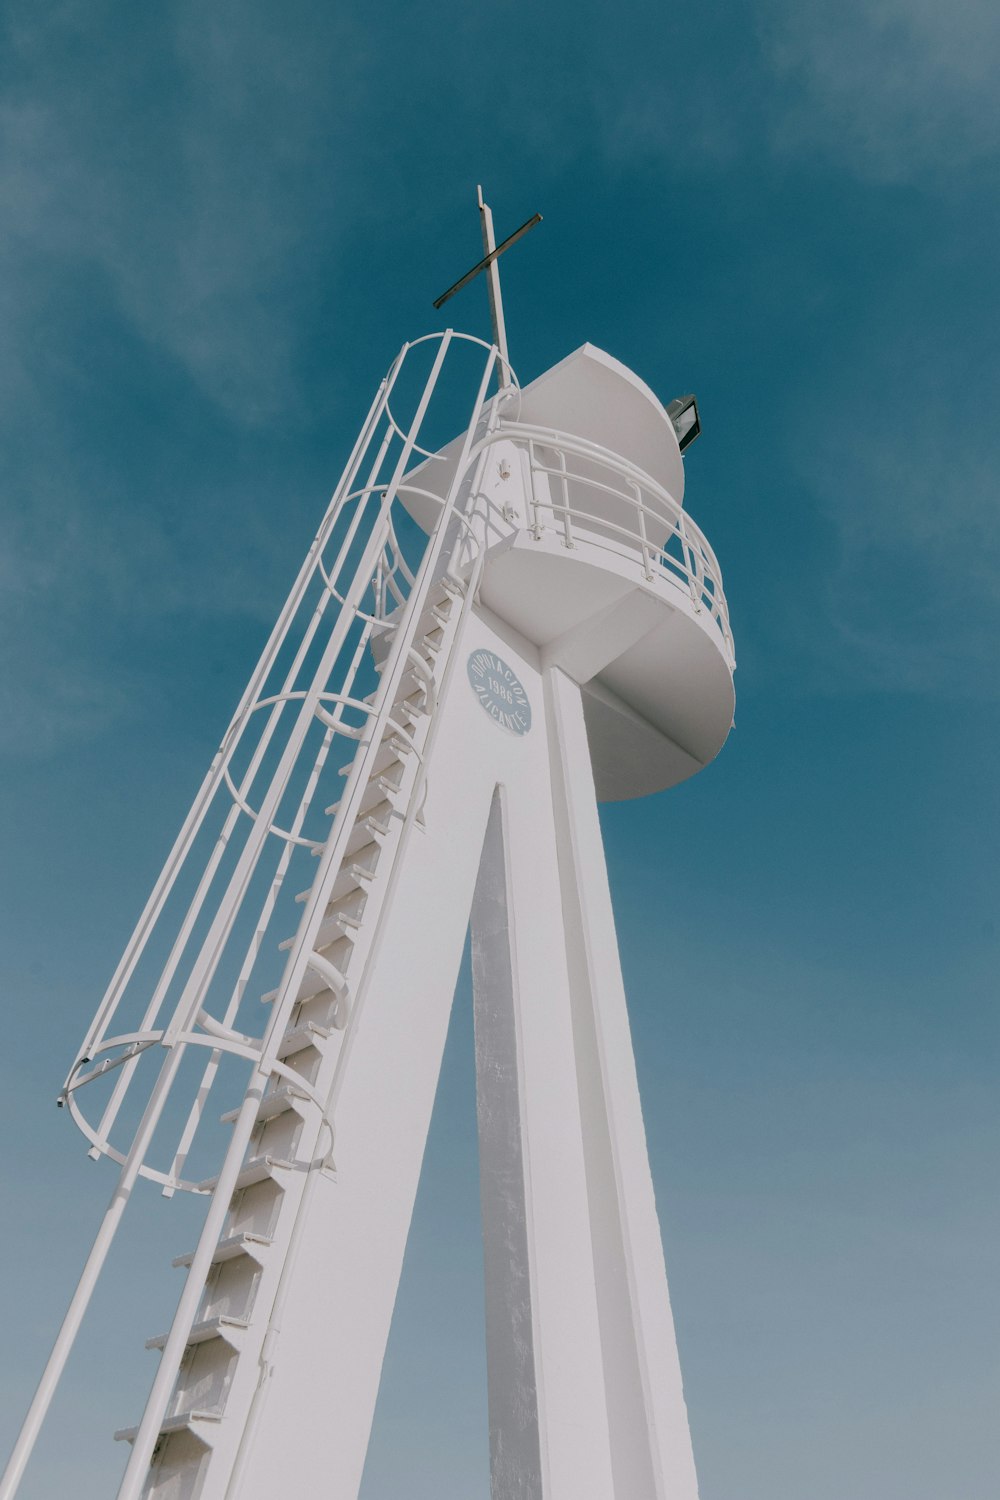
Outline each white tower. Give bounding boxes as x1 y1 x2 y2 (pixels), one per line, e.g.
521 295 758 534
0 198 734 1500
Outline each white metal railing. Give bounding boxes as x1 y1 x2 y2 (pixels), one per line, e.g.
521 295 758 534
479 420 734 665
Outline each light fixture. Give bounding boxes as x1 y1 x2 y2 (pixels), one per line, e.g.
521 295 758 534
666 394 701 453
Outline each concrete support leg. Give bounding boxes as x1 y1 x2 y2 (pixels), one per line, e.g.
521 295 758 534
469 667 700 1500
471 772 617 1500
471 788 544 1499
545 665 700 1500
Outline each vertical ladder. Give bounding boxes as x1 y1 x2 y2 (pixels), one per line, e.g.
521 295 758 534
117 577 468 1498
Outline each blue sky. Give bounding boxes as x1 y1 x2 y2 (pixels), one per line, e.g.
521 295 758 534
1 2 998 1496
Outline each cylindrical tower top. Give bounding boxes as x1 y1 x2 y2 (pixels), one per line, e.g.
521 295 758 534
400 337 735 800
514 342 688 502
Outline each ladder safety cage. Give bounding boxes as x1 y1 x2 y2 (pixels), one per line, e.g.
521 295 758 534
61 329 506 1192
0 329 509 1500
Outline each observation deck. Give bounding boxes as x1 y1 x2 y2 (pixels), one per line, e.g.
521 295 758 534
405 342 736 800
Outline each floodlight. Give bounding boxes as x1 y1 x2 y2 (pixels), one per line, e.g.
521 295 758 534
666 394 701 453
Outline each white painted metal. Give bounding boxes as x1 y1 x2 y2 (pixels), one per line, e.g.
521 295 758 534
0 326 734 1500
477 184 512 387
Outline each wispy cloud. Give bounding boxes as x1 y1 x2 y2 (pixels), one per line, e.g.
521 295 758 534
0 2 366 422
786 349 1000 697
760 0 1000 181
0 3 376 754
0 505 135 753
554 1 1000 185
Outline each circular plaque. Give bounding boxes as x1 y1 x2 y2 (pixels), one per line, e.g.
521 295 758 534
467 650 532 735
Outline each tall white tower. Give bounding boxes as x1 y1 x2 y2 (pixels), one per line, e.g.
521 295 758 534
0 207 734 1500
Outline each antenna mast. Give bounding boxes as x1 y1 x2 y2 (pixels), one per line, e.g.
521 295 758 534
433 185 542 387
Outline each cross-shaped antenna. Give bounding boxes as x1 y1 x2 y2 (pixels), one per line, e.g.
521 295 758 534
433 186 542 387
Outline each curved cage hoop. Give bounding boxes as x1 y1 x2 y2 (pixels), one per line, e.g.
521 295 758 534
63 1028 337 1194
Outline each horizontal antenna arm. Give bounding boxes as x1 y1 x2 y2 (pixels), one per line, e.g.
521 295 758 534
433 212 542 309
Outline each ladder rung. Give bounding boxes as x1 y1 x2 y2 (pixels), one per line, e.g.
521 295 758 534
346 786 394 823
114 1409 223 1444
218 1085 310 1127
197 1155 294 1195
277 1021 331 1060
326 779 396 821
346 814 390 854
145 1315 249 1352
279 906 360 953
172 1232 273 1270
339 735 409 782
316 910 362 949
379 668 431 706
338 856 378 890
325 867 373 905
376 649 433 677
295 859 374 906
257 1084 313 1120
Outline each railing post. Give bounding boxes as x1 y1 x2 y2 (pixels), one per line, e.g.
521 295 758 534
677 513 703 613
633 484 654 581
558 450 574 549
528 441 544 540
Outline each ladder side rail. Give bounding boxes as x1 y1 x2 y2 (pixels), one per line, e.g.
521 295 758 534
113 329 467 1500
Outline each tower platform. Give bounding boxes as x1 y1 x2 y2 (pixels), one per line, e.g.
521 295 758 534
403 342 735 799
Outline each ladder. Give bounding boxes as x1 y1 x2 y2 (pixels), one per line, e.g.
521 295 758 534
117 575 471 1498
0 329 506 1500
